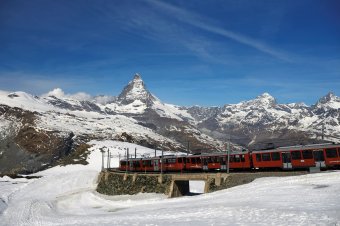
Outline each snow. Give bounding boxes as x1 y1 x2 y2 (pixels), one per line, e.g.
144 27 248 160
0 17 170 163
0 91 55 112
1 140 340 225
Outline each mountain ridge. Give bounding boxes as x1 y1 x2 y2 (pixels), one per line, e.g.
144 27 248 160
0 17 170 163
0 74 339 174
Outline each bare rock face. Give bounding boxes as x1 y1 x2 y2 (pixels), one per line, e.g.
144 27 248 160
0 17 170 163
0 105 76 174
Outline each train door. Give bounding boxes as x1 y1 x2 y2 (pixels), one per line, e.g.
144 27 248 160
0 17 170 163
220 156 226 170
129 161 134 171
203 158 208 171
153 159 159 171
282 152 292 169
313 150 325 168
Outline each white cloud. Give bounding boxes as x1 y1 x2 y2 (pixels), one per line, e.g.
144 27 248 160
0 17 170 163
44 88 65 98
93 95 116 105
42 88 92 101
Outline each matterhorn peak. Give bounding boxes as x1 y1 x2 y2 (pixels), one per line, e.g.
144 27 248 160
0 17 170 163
133 73 142 81
117 73 156 105
318 92 336 104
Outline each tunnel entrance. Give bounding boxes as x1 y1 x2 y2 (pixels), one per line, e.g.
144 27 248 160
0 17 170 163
170 180 206 197
189 180 205 195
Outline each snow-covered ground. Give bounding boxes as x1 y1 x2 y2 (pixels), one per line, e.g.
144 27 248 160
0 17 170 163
1 140 340 225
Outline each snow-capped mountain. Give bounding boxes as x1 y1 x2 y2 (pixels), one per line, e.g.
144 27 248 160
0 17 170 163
0 74 339 174
187 92 340 149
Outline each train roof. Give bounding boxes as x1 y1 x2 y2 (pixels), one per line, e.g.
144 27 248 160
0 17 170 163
198 151 248 156
252 143 339 153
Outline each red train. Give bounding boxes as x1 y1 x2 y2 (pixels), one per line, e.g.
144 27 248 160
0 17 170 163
119 143 340 172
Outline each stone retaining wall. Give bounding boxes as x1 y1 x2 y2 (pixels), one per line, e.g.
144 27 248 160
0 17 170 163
97 171 172 196
97 171 307 198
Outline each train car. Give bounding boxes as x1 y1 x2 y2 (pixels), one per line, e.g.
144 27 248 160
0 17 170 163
163 155 185 171
118 143 340 173
200 152 251 171
185 155 203 171
251 143 340 170
141 157 161 172
119 157 160 172
323 145 340 168
229 152 252 170
252 150 290 169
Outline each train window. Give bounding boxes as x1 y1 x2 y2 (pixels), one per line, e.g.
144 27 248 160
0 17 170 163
338 148 340 158
121 161 127 166
262 153 271 161
234 155 241 162
178 158 182 163
326 149 338 158
229 156 234 162
144 160 152 167
191 158 196 164
271 152 280 161
291 151 302 160
302 150 313 159
241 155 245 162
170 158 176 163
256 154 261 162
197 158 202 164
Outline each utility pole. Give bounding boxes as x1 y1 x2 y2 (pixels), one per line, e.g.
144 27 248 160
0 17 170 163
107 148 110 169
227 138 230 174
322 123 325 140
100 148 105 171
161 149 163 175
127 148 129 171
227 125 231 174
135 148 137 159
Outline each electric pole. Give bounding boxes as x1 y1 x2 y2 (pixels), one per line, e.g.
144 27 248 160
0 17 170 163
100 148 105 171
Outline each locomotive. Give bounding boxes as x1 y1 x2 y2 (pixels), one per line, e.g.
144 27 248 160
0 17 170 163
119 143 340 172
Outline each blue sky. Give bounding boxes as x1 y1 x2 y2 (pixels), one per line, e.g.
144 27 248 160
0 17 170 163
0 0 339 106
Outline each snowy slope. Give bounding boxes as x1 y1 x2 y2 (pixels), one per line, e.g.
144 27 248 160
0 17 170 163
1 141 340 225
0 88 184 151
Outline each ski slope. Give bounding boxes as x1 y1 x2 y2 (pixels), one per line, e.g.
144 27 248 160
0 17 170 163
1 141 340 225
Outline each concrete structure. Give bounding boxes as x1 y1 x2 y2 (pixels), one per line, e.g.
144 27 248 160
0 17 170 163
96 170 306 198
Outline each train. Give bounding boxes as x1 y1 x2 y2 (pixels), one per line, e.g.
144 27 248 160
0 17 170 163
119 143 340 172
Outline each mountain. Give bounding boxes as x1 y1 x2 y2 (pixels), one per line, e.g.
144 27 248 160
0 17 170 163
0 74 339 174
188 92 340 149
